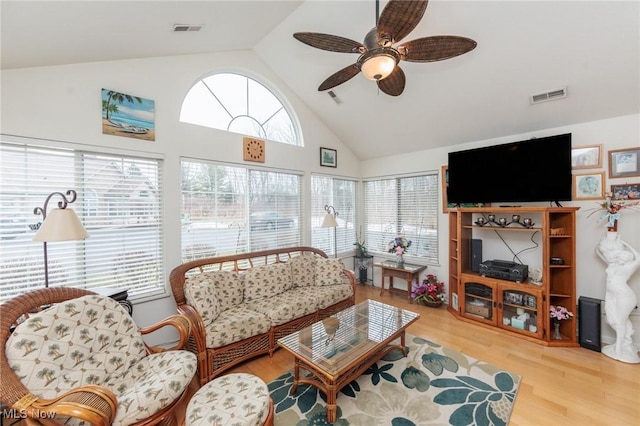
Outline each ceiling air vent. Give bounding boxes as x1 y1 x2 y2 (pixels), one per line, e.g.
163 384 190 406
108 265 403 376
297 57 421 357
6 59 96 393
530 87 567 104
328 90 342 105
173 24 203 32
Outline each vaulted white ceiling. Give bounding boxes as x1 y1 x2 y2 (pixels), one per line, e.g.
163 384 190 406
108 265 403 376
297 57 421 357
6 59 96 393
2 1 638 160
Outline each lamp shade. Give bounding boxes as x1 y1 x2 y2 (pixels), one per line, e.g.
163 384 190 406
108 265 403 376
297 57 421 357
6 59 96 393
321 213 338 228
360 53 397 81
33 208 89 242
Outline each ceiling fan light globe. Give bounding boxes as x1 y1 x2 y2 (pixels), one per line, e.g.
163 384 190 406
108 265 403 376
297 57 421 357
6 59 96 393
360 53 397 81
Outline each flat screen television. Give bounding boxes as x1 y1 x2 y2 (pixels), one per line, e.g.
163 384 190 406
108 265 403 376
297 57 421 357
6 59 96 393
447 133 572 204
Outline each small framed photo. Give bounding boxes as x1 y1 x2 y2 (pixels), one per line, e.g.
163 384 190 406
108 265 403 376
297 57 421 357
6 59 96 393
608 147 640 178
320 147 337 167
573 171 605 200
571 144 602 169
611 182 640 200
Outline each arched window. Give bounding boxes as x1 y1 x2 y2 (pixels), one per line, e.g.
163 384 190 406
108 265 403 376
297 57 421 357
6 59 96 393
180 72 301 146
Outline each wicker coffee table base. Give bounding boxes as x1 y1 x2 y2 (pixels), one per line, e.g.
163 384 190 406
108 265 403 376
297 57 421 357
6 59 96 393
289 331 408 423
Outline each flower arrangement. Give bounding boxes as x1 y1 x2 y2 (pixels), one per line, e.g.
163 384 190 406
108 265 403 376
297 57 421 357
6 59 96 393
411 274 445 305
549 305 574 323
387 235 412 255
586 192 640 229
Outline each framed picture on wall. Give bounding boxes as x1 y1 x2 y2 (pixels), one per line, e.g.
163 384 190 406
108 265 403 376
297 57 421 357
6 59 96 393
608 147 640 178
611 183 640 200
571 144 602 169
101 88 155 141
573 171 605 200
320 147 337 167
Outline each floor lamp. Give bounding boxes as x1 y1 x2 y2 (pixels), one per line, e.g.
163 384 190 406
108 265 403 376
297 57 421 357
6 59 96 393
321 204 338 258
33 189 89 287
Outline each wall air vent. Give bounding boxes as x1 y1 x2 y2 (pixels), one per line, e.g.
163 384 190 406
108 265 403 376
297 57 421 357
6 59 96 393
173 24 203 32
530 87 567 104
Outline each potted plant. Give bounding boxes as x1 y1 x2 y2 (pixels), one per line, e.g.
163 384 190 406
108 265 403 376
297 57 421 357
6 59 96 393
549 305 574 339
387 235 411 265
411 274 445 307
353 239 367 256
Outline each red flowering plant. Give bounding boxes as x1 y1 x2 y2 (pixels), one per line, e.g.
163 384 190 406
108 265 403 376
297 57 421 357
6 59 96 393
411 274 445 304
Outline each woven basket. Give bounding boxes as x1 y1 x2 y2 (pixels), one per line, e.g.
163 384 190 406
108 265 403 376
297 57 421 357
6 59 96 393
416 299 443 308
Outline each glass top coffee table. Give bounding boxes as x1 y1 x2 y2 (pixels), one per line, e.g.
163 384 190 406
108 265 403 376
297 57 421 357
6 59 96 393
277 299 420 422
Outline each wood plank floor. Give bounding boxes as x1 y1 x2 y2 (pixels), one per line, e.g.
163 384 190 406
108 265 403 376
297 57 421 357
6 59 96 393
181 284 640 425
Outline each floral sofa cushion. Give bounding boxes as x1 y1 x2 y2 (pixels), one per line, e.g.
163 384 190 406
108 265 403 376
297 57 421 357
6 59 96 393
315 257 345 286
289 254 317 288
184 274 221 326
6 295 147 399
245 290 318 326
6 294 198 426
186 270 243 312
204 305 271 348
243 262 293 301
109 350 196 425
289 284 355 311
186 373 270 426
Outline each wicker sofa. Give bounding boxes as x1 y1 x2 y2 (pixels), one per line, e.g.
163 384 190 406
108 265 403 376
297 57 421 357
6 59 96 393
170 246 356 385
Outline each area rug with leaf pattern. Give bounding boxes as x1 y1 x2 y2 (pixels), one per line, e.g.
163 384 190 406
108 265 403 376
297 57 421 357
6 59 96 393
268 334 521 425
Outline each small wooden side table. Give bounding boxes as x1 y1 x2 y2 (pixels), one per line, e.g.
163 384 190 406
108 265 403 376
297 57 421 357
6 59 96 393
375 260 427 303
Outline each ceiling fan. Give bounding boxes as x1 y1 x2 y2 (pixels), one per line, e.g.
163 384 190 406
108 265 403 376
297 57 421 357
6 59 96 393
293 0 477 96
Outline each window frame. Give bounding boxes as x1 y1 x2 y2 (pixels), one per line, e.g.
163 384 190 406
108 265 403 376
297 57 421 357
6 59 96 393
180 157 303 260
310 174 358 257
362 172 439 265
0 136 166 304
179 71 303 147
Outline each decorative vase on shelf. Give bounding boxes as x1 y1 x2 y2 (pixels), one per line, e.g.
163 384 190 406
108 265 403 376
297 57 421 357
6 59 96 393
396 254 404 267
552 321 562 340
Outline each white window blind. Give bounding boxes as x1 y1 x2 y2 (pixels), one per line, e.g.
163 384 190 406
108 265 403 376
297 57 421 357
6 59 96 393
311 175 357 257
181 159 301 259
0 141 165 303
363 174 439 264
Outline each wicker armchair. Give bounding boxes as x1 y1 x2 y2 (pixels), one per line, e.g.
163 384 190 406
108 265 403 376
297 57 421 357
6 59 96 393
0 287 197 426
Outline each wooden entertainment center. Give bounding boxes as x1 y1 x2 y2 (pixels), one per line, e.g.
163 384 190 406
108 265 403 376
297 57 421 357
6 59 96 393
447 207 579 346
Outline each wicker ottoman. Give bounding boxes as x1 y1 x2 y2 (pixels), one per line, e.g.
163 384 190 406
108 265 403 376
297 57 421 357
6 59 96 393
185 373 274 426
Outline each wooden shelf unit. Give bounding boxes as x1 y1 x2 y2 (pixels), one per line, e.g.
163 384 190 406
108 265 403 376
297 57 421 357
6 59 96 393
447 207 579 346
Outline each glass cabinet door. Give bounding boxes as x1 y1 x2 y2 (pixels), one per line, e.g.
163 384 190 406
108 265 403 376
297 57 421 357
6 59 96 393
499 287 542 338
461 279 496 325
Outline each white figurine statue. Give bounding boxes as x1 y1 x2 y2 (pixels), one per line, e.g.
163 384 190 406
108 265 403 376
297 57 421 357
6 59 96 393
595 232 640 363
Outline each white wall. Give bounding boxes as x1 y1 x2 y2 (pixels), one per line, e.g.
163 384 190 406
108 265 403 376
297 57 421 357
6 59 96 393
1 51 360 344
2 50 639 347
361 114 640 345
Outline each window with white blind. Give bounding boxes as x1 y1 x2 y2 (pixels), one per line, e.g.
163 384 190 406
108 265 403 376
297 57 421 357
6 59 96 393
311 175 357 257
0 141 164 303
181 159 301 259
363 174 439 264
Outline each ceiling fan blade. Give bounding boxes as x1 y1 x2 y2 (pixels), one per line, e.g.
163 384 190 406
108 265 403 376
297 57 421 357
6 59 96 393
318 64 361 91
377 0 429 45
377 66 406 96
294 32 365 53
400 36 477 62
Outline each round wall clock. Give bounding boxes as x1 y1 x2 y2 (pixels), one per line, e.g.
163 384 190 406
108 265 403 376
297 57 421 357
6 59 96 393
243 137 265 163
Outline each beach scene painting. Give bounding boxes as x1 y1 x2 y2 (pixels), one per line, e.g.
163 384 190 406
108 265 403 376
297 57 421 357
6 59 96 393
102 89 155 141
